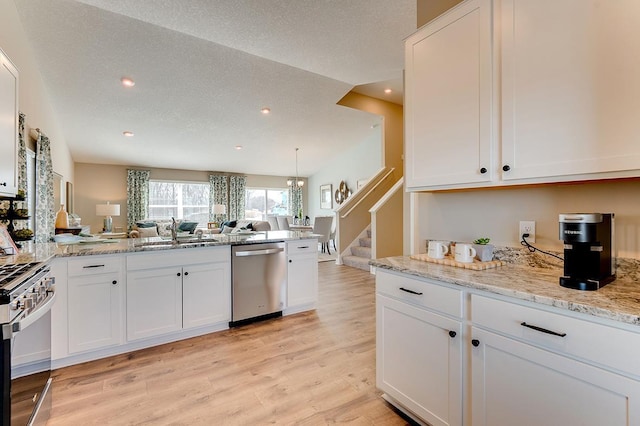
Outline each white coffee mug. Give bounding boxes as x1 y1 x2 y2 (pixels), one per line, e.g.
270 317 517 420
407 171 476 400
455 243 477 263
428 240 449 259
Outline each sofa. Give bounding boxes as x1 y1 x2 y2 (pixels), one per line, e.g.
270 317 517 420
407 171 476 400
128 219 199 238
218 219 271 233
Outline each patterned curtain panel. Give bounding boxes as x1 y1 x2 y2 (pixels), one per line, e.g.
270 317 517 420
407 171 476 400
208 174 228 222
126 169 150 229
229 175 246 220
17 113 27 196
288 184 303 218
34 132 54 243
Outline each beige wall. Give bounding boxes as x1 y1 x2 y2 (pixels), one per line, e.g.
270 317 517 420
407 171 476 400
417 179 640 259
0 0 74 184
417 0 465 27
337 92 403 177
74 162 307 233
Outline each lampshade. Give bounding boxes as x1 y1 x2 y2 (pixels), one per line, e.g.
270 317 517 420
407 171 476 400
212 204 226 214
96 202 120 217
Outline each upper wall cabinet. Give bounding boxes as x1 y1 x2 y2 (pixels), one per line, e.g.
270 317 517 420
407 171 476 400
0 48 18 197
405 0 494 191
406 0 640 191
501 0 640 183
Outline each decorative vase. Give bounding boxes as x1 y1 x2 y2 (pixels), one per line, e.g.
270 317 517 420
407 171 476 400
473 244 495 262
55 204 68 228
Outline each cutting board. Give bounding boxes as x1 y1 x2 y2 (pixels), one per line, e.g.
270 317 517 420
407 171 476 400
410 254 505 270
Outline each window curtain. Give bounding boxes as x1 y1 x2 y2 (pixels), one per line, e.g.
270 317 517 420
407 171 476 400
229 175 246 221
288 184 303 219
209 174 228 222
126 169 150 229
17 113 27 196
34 131 54 243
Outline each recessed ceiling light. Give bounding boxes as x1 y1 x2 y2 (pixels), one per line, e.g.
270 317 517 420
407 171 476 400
121 77 135 87
384 88 392 94
261 107 271 115
122 131 134 137
235 145 243 150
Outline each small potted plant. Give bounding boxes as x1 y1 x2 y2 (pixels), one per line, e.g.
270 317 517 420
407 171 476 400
473 237 494 262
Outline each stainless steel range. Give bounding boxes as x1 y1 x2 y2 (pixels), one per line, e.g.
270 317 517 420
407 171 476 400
0 261 55 425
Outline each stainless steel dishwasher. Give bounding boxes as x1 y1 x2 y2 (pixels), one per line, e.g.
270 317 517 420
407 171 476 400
230 242 286 326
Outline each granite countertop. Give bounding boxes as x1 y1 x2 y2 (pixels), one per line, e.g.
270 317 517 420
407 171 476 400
0 230 319 266
371 248 640 327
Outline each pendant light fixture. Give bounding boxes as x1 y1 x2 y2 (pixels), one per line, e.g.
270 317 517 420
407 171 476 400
287 148 304 187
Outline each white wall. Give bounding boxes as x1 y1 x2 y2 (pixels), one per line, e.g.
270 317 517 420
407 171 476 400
416 179 640 259
0 0 74 182
307 130 383 220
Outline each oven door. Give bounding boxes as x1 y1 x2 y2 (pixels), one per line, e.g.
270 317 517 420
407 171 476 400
7 291 56 425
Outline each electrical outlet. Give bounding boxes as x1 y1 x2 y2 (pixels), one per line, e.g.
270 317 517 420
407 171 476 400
519 220 536 243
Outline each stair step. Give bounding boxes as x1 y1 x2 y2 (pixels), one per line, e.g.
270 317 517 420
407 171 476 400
342 255 370 271
351 246 371 258
359 237 372 248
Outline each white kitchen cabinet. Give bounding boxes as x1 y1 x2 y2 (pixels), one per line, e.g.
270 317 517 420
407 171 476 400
126 247 230 341
65 256 124 355
405 0 494 190
471 294 640 425
285 239 318 314
500 0 640 183
376 270 463 426
0 48 19 197
183 257 230 329
126 266 183 341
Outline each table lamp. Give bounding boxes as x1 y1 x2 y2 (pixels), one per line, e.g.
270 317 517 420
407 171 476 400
212 204 226 226
96 202 120 233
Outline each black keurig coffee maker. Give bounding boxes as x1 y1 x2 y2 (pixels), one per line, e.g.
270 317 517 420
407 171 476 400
558 213 615 291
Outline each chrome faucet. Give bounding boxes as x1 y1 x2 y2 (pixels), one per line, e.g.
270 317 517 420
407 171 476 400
171 217 178 242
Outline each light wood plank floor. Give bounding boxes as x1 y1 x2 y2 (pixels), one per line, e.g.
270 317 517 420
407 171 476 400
47 262 413 425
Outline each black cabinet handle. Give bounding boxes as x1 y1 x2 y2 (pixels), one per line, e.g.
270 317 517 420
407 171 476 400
177 272 181 277
399 287 423 296
0 182 6 187
502 165 511 172
83 264 105 269
471 339 480 347
480 167 487 174
449 330 456 338
184 272 189 276
521 322 567 337
112 280 117 285
289 259 292 263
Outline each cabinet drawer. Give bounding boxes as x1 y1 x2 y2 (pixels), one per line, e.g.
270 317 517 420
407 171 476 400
68 255 123 277
286 240 317 255
376 270 462 318
472 294 640 378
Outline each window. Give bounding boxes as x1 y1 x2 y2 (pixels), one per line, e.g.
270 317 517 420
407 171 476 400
245 188 289 220
148 181 209 227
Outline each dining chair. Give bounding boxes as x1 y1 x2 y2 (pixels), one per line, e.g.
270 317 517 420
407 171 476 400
277 216 290 230
312 216 333 254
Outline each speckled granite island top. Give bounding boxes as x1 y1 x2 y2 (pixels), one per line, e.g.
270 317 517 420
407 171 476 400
0 230 318 266
371 250 640 327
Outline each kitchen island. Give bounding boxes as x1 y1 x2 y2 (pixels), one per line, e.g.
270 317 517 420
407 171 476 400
4 231 318 370
371 252 640 426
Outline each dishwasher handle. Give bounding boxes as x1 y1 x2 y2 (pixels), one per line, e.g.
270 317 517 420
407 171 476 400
234 247 284 257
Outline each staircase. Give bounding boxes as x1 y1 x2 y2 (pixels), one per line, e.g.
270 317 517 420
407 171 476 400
342 228 371 271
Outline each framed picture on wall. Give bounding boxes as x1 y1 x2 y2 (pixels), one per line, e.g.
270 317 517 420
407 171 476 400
320 184 332 209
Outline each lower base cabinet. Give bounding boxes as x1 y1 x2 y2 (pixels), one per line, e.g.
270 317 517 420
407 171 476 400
376 270 463 426
471 327 640 426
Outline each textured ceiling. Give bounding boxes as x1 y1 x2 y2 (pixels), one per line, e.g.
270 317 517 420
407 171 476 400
13 0 415 177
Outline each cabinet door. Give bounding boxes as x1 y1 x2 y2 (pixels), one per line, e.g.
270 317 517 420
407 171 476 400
127 267 182 341
405 0 494 190
471 327 640 426
501 0 640 182
287 253 318 309
68 272 123 354
377 294 462 426
0 49 18 196
183 261 230 329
